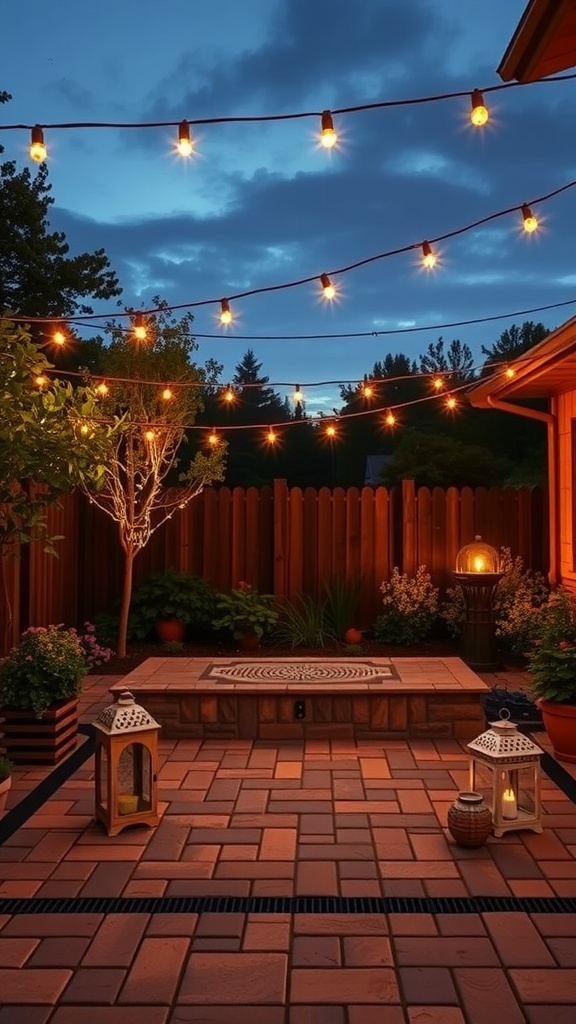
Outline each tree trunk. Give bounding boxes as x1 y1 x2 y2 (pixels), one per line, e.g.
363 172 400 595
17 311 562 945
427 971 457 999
117 544 135 658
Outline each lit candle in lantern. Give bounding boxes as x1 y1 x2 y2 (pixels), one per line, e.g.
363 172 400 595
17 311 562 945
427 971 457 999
473 555 485 572
118 794 139 815
502 787 518 820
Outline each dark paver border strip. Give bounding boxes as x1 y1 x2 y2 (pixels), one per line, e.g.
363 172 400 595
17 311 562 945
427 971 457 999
0 725 95 847
1 893 576 916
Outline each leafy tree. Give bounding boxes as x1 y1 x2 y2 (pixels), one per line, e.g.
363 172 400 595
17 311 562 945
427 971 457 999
481 321 550 372
0 92 120 319
419 337 475 381
80 305 226 656
380 431 513 489
0 319 116 647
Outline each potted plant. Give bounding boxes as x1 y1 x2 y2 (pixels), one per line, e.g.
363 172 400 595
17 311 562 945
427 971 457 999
0 755 13 818
129 569 218 643
0 625 88 764
212 581 279 648
526 588 576 763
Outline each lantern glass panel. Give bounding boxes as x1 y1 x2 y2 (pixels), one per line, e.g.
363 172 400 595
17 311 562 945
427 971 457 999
117 742 152 816
99 745 109 811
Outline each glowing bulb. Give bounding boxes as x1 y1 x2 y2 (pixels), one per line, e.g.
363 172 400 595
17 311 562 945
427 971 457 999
446 396 457 410
432 377 444 391
177 120 193 157
325 424 336 438
293 383 304 403
470 89 488 127
34 374 47 388
162 387 173 401
145 430 155 442
79 423 89 435
96 382 109 396
220 298 232 325
133 313 147 341
208 429 219 446
521 204 538 233
223 386 235 403
320 273 336 300
362 383 374 399
30 125 47 162
473 555 486 572
320 110 337 149
421 241 437 270
53 329 66 346
266 427 277 444
385 410 396 426
505 367 516 379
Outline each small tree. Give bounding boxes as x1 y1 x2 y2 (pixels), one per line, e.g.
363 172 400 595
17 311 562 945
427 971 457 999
0 319 116 648
81 305 226 656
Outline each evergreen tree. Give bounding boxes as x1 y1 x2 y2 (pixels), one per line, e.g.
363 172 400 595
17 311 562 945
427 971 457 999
419 337 475 381
481 321 550 371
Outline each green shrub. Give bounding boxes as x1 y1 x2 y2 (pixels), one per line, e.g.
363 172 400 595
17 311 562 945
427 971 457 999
0 625 87 718
374 566 439 646
527 589 576 702
212 582 279 640
323 575 362 639
273 595 337 649
129 569 218 640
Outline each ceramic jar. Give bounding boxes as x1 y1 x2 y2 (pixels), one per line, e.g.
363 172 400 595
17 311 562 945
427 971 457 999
447 791 492 848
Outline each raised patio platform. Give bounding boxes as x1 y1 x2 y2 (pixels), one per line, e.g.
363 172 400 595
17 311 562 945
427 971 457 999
109 656 489 741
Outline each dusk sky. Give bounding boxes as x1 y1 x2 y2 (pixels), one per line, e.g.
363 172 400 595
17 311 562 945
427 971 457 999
2 0 576 414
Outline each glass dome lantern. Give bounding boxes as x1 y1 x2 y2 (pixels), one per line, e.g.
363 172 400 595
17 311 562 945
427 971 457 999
455 535 500 575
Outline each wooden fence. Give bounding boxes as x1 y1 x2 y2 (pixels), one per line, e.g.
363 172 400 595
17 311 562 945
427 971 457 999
0 479 548 654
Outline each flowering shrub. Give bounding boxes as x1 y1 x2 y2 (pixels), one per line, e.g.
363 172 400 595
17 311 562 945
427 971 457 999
374 566 439 646
0 625 87 718
68 622 114 668
527 589 576 703
212 581 279 640
441 548 549 656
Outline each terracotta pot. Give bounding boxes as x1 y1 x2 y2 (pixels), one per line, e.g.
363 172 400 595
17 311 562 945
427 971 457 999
238 633 260 651
155 618 186 643
447 791 492 848
538 699 576 763
0 698 79 765
343 628 363 645
0 775 11 818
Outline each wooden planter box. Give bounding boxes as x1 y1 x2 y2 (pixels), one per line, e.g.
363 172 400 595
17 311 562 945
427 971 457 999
0 698 79 765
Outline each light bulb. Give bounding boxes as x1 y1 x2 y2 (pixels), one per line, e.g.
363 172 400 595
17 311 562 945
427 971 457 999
385 410 396 426
53 329 66 346
266 427 277 444
208 429 219 446
362 383 374 399
325 424 336 438
505 367 516 379
421 241 437 270
162 387 173 401
80 423 89 435
432 377 444 391
34 374 47 388
446 396 457 410
470 89 488 127
133 313 147 341
145 429 155 441
96 382 109 396
521 204 538 233
223 386 235 403
30 125 47 163
293 383 303 403
177 120 193 157
320 273 336 300
320 110 337 149
220 298 232 325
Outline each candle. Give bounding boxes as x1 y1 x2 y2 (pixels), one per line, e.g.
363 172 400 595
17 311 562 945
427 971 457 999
118 794 139 815
502 787 517 820
473 555 485 572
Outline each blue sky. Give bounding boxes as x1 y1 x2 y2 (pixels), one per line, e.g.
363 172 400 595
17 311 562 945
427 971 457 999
2 0 576 414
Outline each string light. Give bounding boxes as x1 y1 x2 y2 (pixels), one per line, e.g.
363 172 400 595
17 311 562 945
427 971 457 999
52 329 66 346
96 382 109 396
208 428 219 446
34 374 48 388
362 382 374 399
432 376 445 391
320 110 337 148
266 427 278 444
505 366 516 379
384 410 396 427
470 89 489 127
133 313 147 341
222 385 236 403
177 120 193 157
320 273 336 300
79 423 90 435
220 298 232 325
29 125 47 163
421 241 437 269
293 383 304 403
325 422 337 439
161 387 174 401
521 203 538 233
144 429 155 441
445 396 457 410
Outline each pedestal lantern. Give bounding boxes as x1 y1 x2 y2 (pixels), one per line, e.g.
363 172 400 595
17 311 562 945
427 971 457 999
453 535 503 671
94 690 160 837
467 710 543 837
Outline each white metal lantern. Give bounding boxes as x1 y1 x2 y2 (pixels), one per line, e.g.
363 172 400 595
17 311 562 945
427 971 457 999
467 710 543 837
94 690 160 837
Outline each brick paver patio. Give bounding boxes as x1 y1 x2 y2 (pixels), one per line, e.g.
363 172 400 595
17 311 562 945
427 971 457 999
1 667 576 1022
